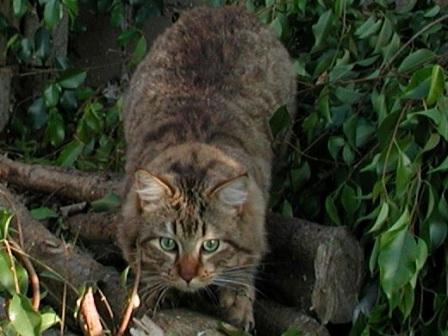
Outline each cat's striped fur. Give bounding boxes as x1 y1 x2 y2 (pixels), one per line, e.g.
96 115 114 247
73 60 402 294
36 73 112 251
117 5 296 330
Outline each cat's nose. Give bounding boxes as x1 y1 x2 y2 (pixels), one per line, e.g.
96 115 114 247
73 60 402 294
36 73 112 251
177 255 199 283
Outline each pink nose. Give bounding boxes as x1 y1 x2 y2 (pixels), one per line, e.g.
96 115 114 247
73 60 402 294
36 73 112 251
177 256 199 283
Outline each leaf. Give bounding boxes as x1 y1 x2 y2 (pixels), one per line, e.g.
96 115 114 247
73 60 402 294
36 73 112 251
0 250 17 295
328 136 344 160
44 0 62 29
341 184 360 216
62 0 78 17
426 65 445 106
27 98 48 130
43 83 61 108
281 326 301 336
39 307 60 333
342 144 355 164
130 35 147 66
395 151 413 197
13 0 28 18
398 49 435 73
270 105 292 137
312 9 334 50
378 229 416 299
58 69 87 89
355 17 381 39
429 156 448 174
34 27 51 61
60 90 78 110
56 140 84 167
270 16 283 38
91 192 121 212
369 202 389 233
355 118 375 147
8 294 42 336
45 109 65 147
30 207 58 220
404 67 432 100
117 27 139 46
325 195 341 225
0 209 13 239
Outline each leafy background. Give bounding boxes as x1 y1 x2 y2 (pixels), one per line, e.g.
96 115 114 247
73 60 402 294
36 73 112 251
1 0 448 335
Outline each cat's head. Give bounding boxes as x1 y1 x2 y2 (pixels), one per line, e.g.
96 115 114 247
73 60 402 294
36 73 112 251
119 147 266 300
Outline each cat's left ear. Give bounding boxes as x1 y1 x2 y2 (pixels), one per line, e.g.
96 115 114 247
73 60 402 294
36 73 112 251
209 174 248 210
134 170 174 212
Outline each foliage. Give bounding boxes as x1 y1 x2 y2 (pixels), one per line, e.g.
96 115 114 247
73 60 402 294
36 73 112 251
0 209 60 335
237 0 448 335
1 0 448 335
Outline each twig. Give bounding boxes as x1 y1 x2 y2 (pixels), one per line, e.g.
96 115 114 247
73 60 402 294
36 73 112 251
116 247 142 336
381 13 448 73
10 241 40 311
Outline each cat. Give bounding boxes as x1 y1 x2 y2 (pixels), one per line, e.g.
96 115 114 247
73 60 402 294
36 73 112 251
117 5 296 331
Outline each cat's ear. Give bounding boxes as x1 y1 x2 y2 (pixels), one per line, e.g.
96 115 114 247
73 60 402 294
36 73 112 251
134 170 174 211
210 174 248 209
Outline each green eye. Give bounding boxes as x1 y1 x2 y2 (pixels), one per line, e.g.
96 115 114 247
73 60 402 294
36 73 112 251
202 239 220 253
159 237 177 251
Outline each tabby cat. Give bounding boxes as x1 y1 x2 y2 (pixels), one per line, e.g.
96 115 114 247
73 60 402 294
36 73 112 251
117 5 296 330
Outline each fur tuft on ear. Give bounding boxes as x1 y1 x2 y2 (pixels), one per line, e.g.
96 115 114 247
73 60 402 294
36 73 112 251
134 170 173 211
212 175 248 207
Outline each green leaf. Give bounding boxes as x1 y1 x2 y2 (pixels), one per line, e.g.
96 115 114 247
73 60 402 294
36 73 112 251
325 195 341 225
426 65 445 106
341 184 360 216
378 229 416 299
270 105 291 137
39 307 60 333
34 27 51 61
398 49 435 73
312 9 334 50
281 326 301 336
62 0 78 17
44 0 62 29
13 0 28 18
30 207 58 220
429 156 448 174
58 69 87 89
43 84 61 108
342 144 355 164
60 90 78 110
8 294 42 336
355 17 381 39
91 192 121 212
355 118 375 147
0 209 13 239
27 98 48 130
0 250 17 295
45 109 65 147
328 136 344 160
130 35 147 66
395 151 413 197
117 27 140 46
56 140 84 167
369 202 389 233
404 67 432 100
270 15 284 38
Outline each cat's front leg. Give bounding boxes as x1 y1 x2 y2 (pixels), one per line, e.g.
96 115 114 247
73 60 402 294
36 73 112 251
219 285 255 332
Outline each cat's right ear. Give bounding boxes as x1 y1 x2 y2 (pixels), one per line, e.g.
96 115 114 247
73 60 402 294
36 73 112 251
134 170 174 212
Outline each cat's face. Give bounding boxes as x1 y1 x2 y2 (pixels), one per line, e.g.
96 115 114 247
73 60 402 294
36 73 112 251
132 170 260 300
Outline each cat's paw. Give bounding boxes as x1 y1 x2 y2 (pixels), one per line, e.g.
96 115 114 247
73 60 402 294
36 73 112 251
220 289 255 332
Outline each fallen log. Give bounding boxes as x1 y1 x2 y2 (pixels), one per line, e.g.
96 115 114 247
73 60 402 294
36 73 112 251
0 155 122 202
264 214 364 324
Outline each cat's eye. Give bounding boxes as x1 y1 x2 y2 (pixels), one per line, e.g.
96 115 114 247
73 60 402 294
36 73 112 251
159 237 177 252
202 239 220 253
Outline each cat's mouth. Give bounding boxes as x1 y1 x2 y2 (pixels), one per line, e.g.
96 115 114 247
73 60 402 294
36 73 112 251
172 276 214 292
